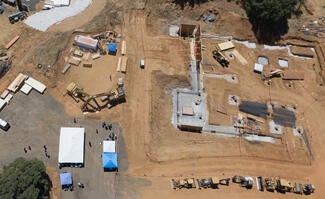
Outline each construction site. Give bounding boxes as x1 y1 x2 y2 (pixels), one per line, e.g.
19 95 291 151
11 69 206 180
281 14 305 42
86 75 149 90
0 0 325 198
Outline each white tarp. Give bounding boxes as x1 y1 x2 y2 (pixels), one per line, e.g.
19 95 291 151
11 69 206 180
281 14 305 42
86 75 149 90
24 0 93 31
58 127 85 164
25 77 46 94
103 140 115 153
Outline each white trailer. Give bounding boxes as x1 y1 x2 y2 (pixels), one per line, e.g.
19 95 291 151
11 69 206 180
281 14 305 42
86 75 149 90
25 77 46 94
74 35 98 52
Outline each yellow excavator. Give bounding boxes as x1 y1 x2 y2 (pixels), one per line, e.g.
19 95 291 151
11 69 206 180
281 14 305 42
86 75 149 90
67 82 125 112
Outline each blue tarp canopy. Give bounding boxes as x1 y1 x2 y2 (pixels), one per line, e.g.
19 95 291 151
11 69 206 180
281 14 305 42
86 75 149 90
102 152 118 169
60 172 72 186
107 43 117 53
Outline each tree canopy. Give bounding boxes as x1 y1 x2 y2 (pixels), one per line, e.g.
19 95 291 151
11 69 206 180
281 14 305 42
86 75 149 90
243 0 299 43
245 0 298 23
0 158 51 199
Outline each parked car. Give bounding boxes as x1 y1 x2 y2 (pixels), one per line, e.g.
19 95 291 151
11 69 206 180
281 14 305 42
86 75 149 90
0 2 4 14
140 59 145 69
0 118 10 131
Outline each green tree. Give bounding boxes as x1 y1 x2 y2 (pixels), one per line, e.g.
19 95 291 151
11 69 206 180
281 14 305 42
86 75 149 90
245 0 298 23
0 158 51 199
244 0 299 42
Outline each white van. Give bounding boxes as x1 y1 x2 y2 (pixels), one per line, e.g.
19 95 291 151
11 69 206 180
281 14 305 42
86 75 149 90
0 118 10 131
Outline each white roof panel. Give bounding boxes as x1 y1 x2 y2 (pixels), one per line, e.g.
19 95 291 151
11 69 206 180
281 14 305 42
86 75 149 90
25 77 46 94
254 63 264 73
58 127 85 164
218 41 235 51
20 84 33 95
0 99 7 111
103 140 116 152
4 94 13 105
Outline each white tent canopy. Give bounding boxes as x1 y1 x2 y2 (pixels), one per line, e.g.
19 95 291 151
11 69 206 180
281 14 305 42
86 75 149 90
58 127 85 164
103 140 116 153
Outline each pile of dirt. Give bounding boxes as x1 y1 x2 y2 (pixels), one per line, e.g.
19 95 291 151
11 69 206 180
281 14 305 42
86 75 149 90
151 70 190 91
82 0 122 33
31 32 71 66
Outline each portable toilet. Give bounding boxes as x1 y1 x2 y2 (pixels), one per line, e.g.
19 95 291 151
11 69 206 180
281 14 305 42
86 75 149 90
107 43 117 55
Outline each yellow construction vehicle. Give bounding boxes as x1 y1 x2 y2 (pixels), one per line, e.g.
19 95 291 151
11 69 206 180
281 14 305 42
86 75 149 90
66 82 87 102
264 177 277 192
66 82 125 112
276 178 293 193
170 178 199 189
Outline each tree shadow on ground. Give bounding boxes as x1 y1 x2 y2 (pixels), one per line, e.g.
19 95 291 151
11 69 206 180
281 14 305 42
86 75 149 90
172 0 208 9
250 18 289 44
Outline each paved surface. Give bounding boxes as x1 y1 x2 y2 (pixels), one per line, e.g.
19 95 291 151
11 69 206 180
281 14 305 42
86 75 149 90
0 91 147 199
24 0 92 31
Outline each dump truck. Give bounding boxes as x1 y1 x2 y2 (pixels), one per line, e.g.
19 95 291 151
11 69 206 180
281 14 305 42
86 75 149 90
170 178 199 189
212 50 229 67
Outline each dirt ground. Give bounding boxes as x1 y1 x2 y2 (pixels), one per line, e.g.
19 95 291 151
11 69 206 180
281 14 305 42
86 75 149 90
1 0 325 199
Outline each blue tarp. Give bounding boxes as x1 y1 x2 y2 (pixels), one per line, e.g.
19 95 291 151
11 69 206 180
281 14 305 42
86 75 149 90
102 152 118 169
107 43 117 53
60 172 72 185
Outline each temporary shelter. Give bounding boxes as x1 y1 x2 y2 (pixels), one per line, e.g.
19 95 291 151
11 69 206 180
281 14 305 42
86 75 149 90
58 127 85 167
103 140 116 153
60 172 72 186
74 35 98 52
102 152 118 171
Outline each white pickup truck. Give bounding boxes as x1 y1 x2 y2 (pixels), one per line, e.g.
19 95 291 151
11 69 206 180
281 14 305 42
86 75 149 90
0 118 10 131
